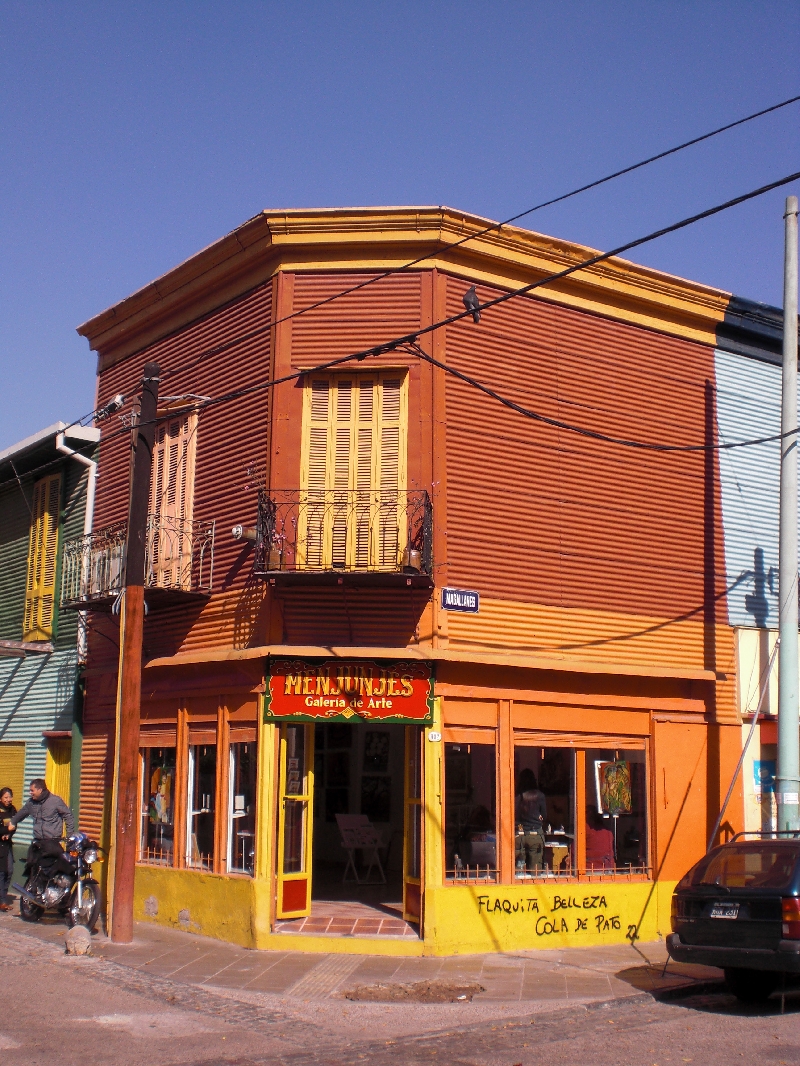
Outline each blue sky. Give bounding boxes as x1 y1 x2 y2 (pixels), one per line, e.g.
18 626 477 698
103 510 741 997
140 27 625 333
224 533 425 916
1 1 799 450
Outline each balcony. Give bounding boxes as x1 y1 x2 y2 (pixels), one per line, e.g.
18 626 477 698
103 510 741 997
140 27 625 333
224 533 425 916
61 516 216 610
253 489 433 589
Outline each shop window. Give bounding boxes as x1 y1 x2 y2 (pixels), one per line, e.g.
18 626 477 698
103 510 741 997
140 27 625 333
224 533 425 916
444 741 497 882
283 725 308 875
514 746 576 880
140 747 176 865
585 748 648 875
507 741 650 882
228 741 257 875
186 743 216 870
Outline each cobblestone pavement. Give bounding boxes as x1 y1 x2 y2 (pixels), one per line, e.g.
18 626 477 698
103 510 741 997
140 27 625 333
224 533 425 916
0 919 798 1066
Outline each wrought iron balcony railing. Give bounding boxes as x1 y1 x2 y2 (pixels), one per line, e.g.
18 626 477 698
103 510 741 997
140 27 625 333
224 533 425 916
253 489 432 584
61 516 215 609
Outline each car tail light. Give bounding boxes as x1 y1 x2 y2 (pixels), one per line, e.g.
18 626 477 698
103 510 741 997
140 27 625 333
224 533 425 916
781 898 800 939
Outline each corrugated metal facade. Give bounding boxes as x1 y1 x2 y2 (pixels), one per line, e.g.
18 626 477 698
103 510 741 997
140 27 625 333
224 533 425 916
442 272 730 675
714 346 784 629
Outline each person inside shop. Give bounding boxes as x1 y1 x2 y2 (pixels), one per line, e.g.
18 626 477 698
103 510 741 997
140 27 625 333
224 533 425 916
515 769 547 873
0 787 16 911
585 806 615 870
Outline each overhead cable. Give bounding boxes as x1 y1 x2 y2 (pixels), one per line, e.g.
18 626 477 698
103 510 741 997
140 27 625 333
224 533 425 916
4 164 800 494
139 91 797 383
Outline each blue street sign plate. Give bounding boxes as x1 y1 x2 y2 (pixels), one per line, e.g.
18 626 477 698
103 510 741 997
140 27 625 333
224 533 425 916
441 587 480 613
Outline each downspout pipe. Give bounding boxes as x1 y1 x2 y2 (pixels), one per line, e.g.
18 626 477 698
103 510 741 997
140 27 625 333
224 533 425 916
55 430 97 664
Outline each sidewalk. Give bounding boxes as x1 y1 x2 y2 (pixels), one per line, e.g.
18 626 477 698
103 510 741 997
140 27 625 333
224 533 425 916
0 909 724 1040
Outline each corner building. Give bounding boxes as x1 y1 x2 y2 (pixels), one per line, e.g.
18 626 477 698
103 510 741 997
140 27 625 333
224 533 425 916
73 207 757 955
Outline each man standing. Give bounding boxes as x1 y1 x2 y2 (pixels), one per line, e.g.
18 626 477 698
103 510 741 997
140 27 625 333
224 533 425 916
10 779 74 866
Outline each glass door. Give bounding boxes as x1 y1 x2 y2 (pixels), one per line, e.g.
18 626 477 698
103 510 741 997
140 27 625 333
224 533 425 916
276 724 315 919
403 726 423 923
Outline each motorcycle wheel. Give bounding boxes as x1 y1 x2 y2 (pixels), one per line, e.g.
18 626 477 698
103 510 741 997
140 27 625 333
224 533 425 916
19 879 44 922
66 880 100 932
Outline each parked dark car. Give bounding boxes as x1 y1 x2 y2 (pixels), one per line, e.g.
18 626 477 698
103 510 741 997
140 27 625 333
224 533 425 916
667 832 800 1002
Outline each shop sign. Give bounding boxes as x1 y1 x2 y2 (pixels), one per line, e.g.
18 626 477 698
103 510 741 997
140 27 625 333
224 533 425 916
265 658 435 724
441 586 479 613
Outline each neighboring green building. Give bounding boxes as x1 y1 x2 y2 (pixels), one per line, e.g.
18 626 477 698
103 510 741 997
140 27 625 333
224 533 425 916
0 422 100 883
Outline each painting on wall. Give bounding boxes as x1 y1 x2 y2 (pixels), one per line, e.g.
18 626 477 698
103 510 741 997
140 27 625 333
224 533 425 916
594 760 632 816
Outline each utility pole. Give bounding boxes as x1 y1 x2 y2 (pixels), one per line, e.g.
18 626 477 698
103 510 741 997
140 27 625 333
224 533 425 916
110 362 160 942
778 196 799 834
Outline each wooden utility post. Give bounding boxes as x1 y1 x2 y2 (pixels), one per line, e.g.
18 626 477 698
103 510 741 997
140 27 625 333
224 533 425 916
110 361 160 943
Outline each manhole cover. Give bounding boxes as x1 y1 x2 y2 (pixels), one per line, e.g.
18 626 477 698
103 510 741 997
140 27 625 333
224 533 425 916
344 980 484 1003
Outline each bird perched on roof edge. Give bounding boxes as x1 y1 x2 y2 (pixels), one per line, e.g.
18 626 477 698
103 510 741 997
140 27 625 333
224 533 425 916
462 285 481 324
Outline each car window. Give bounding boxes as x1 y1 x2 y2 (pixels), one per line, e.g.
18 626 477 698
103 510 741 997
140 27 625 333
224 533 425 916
685 845 800 891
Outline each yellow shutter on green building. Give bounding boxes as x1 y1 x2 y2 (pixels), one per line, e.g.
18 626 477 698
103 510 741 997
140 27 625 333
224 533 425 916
23 473 61 641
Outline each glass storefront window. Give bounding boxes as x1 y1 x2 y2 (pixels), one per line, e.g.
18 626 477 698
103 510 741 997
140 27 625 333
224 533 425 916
445 741 497 881
140 746 176 865
283 725 308 874
585 748 648 875
514 746 575 880
228 741 257 875
186 744 216 870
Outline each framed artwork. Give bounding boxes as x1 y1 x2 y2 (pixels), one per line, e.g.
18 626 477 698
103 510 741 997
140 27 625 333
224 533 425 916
363 731 390 773
594 760 632 815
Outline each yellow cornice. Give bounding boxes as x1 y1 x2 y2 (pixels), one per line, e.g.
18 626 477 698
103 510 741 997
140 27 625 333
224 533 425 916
78 206 731 365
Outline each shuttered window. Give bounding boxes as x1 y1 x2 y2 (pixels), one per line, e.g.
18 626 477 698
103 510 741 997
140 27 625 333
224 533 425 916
148 411 198 589
45 738 72 804
0 743 26 807
23 473 61 641
300 373 407 570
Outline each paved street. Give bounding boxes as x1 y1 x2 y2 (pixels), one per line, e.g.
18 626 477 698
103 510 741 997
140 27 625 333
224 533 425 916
0 912 798 1064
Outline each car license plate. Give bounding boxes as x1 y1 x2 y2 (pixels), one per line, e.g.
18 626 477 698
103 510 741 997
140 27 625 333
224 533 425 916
710 902 739 919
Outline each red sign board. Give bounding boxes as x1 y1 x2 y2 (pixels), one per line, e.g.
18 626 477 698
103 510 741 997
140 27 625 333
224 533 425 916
265 659 434 724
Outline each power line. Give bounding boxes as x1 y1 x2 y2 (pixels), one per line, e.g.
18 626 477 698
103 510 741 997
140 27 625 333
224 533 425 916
4 164 800 495
127 92 796 386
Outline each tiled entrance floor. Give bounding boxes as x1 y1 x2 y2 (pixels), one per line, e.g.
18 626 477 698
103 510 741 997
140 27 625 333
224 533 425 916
274 898 419 938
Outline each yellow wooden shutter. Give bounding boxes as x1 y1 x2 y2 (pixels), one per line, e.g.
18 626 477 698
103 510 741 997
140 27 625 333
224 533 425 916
300 373 407 571
45 739 72 807
378 378 403 567
304 380 331 567
148 411 197 588
23 473 61 641
0 743 26 807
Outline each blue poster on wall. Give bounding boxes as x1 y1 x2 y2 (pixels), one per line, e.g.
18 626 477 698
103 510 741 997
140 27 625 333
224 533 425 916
753 760 776 794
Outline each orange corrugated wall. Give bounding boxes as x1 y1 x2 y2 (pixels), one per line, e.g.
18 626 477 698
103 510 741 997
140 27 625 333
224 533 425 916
441 273 730 673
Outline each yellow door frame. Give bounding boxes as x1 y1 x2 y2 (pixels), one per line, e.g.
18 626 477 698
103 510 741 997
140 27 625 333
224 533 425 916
275 723 315 919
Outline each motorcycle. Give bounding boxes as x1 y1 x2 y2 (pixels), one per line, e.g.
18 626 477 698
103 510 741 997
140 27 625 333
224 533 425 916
13 832 102 930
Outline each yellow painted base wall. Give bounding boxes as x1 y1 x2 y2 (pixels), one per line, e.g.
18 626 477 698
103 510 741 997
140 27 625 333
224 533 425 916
133 864 674 957
423 880 676 956
133 865 262 948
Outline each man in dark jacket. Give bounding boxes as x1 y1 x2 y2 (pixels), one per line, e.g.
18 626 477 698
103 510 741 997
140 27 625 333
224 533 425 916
10 780 74 867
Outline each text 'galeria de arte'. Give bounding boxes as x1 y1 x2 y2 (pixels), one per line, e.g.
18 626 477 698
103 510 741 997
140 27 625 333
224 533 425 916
65 205 786 955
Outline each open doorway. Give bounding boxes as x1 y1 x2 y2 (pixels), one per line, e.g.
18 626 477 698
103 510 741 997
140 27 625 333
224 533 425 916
312 722 405 908
274 721 420 937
